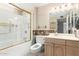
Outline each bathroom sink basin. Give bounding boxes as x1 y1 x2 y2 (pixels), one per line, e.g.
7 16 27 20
49 33 74 36
48 33 75 39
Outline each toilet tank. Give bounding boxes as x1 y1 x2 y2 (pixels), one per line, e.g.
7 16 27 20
36 36 45 44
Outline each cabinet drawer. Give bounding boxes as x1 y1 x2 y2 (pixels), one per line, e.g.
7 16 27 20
54 39 65 45
66 40 79 47
45 38 54 43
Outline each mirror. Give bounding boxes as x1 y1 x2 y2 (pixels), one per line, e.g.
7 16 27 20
49 3 79 34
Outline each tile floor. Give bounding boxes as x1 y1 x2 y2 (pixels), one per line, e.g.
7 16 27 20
27 52 44 56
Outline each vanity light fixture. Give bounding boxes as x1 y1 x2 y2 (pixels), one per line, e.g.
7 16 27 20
59 6 61 9
61 4 66 12
56 6 60 12
65 4 67 7
55 7 56 10
75 4 79 10
66 4 72 11
52 7 56 13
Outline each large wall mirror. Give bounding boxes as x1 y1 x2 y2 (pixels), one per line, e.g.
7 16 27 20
49 3 79 34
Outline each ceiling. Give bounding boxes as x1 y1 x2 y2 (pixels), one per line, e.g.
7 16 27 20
14 3 48 9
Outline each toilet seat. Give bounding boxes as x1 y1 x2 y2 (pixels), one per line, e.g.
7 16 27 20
31 43 42 50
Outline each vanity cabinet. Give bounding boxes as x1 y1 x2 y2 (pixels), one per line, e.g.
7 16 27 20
66 40 79 56
44 38 79 56
44 38 65 56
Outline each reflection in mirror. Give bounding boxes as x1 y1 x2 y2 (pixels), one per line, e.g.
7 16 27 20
76 17 79 29
49 3 79 34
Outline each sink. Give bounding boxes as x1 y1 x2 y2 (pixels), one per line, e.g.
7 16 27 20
49 33 75 39
47 33 79 41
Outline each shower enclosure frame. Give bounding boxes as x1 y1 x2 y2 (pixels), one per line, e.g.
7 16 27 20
0 3 32 51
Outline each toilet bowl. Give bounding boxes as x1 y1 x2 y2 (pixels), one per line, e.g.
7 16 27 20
30 43 42 53
30 36 45 53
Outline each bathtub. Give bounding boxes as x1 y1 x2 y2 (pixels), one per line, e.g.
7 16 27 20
0 41 31 56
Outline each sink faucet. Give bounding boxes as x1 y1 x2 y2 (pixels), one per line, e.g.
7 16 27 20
55 32 58 36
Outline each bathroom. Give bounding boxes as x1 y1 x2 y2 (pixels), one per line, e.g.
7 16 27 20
0 3 79 56
31 3 79 56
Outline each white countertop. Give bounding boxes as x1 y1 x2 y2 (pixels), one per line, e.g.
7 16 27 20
35 33 79 41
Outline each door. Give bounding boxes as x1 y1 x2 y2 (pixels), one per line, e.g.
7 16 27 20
20 12 31 42
66 40 79 56
44 43 54 56
54 44 65 56
66 46 79 56
57 19 64 33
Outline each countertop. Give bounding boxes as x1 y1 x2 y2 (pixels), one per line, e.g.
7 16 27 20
35 33 79 41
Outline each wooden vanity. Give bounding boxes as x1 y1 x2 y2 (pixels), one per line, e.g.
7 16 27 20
44 34 79 56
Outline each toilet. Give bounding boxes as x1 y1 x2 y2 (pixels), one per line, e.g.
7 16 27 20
30 36 45 53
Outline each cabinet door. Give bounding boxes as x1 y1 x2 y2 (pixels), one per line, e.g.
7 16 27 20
66 46 79 56
44 43 53 56
66 40 79 56
54 44 65 56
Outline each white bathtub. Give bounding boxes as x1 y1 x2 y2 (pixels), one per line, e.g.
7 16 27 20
0 41 31 56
